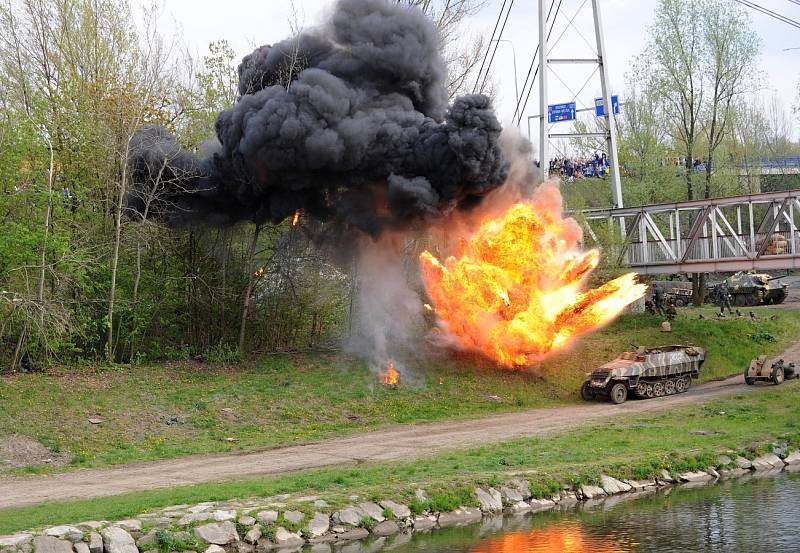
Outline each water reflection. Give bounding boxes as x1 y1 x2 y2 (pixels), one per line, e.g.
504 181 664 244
470 521 632 552
379 472 800 553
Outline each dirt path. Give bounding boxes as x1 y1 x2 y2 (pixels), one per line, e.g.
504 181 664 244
5 339 799 512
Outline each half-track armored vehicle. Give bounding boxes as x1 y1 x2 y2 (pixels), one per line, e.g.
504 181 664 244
709 271 788 306
581 345 705 404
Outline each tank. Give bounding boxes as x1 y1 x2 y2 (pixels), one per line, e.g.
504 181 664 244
581 345 705 404
715 271 788 306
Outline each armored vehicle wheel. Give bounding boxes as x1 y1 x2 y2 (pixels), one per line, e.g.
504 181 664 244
645 383 655 398
684 376 692 390
674 298 686 307
744 366 755 385
772 365 785 386
745 293 759 306
675 378 686 393
636 383 649 397
664 379 677 395
581 381 596 401
734 294 747 307
609 383 628 404
653 381 665 397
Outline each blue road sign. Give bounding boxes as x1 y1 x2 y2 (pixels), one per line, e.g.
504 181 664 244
595 95 620 117
548 102 576 123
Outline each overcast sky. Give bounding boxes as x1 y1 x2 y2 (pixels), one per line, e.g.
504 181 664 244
156 0 800 144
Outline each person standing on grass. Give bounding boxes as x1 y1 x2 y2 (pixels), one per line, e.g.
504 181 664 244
652 284 665 316
717 282 734 315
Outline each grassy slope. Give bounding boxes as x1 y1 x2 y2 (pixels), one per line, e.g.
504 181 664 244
0 382 797 535
1 306 798 473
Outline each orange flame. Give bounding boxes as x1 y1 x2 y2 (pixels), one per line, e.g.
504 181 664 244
292 210 301 226
420 200 646 367
382 359 400 386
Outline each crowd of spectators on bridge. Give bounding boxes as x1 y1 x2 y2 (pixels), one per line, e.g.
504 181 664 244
665 157 709 172
549 152 610 180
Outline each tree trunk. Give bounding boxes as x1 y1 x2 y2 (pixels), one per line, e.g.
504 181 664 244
691 272 706 306
38 138 55 324
219 230 229 344
133 237 142 303
107 138 132 362
10 325 26 372
685 153 694 201
238 224 261 353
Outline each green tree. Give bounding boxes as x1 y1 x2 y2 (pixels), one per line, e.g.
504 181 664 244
700 0 760 198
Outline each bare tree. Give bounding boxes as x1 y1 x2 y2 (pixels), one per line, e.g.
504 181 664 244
238 224 261 353
618 79 670 202
765 94 793 159
732 98 768 192
397 0 489 97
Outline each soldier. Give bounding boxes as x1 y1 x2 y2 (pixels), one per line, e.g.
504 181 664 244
717 282 734 315
652 284 665 316
665 298 677 321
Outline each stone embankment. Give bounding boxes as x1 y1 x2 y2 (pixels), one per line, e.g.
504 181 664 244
2 450 799 553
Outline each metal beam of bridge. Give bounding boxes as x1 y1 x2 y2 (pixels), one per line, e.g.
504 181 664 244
577 189 800 274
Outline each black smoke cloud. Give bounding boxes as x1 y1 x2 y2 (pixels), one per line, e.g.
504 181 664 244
128 0 508 236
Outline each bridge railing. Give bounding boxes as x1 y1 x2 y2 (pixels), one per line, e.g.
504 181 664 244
622 230 798 266
739 156 800 170
577 188 800 273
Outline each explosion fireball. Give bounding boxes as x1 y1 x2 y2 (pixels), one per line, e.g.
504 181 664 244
420 185 646 367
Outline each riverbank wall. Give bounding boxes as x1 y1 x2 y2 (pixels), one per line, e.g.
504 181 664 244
2 449 799 553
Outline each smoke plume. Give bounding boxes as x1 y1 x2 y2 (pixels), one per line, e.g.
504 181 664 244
128 0 508 237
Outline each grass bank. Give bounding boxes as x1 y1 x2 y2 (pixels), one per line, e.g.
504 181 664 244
1 306 798 473
0 382 797 535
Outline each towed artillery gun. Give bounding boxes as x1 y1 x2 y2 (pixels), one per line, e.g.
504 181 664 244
581 345 705 405
744 356 798 385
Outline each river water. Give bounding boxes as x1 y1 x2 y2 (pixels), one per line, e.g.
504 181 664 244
362 471 800 552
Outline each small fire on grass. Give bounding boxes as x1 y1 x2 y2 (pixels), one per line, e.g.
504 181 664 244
382 359 400 387
292 210 301 226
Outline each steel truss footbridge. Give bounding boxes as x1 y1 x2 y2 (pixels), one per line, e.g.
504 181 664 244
576 189 800 275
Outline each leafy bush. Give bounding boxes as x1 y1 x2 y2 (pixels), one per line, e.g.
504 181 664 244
204 343 243 364
748 331 777 343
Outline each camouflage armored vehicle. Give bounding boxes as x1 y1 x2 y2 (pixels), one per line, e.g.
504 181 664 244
581 345 705 404
650 280 693 307
710 271 788 306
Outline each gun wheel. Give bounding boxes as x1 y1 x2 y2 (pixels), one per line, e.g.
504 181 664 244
772 366 785 386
